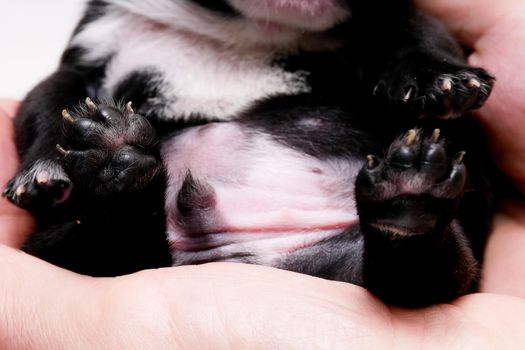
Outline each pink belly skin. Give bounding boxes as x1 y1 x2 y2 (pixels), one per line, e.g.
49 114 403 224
162 122 362 266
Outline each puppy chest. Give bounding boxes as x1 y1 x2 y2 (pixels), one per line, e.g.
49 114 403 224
100 24 310 120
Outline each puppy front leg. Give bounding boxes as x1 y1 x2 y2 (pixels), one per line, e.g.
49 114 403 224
357 8 494 119
3 68 92 210
57 100 162 197
13 93 168 276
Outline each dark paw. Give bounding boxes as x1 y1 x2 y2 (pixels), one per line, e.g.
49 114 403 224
57 99 161 195
375 65 494 119
356 129 466 236
3 160 72 210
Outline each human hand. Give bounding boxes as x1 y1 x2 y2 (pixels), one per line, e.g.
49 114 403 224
414 0 525 298
415 0 525 193
2 243 524 349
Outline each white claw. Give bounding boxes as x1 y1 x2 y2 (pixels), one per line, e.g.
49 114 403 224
402 88 414 102
62 109 74 123
455 151 466 164
36 172 49 185
373 83 384 96
15 185 26 196
367 155 378 169
85 97 97 111
441 78 453 92
406 129 417 146
126 101 135 114
56 144 69 156
466 78 481 88
431 128 441 143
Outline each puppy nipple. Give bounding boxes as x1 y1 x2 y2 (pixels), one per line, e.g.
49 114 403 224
176 172 217 236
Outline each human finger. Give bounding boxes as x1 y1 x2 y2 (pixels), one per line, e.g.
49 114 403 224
413 0 523 46
104 263 525 349
0 99 20 117
481 201 525 298
0 103 35 247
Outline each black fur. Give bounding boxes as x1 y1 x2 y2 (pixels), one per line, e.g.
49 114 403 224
188 0 239 16
4 0 496 306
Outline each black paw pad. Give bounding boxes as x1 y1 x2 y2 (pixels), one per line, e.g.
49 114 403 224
356 129 466 236
58 99 160 194
3 160 72 210
375 65 495 119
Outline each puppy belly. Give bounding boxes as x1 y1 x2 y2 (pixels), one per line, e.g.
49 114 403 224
162 122 362 266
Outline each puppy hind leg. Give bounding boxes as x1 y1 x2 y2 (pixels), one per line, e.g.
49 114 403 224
355 129 478 306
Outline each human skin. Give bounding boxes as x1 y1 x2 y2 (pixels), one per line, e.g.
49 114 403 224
1 0 525 347
415 0 525 297
416 0 525 193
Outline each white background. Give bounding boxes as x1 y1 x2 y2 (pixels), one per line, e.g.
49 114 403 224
0 0 86 99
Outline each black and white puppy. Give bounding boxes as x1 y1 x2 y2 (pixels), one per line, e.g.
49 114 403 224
4 0 495 306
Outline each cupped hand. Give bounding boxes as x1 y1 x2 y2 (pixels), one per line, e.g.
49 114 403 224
1 244 525 349
415 0 525 297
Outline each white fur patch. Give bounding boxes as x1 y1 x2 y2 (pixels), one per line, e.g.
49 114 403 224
71 7 313 120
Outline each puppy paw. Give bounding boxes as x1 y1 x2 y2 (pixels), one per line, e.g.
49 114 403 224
3 160 72 210
356 129 466 236
58 99 161 195
375 65 494 119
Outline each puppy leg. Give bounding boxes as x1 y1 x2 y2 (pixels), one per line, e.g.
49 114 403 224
356 129 478 306
362 11 494 119
3 69 90 210
57 100 162 197
18 102 169 276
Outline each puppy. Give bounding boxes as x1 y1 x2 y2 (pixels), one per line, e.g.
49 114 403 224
3 0 495 306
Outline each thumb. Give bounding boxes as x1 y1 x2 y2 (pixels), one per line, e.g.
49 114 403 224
0 101 35 247
0 99 21 117
413 0 521 46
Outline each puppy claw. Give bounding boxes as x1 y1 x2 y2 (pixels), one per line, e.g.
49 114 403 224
454 151 466 164
56 144 69 156
402 88 414 102
85 97 97 112
15 185 27 196
440 77 453 92
62 109 74 123
367 155 379 169
405 129 417 146
126 101 135 114
36 172 49 185
465 78 481 89
373 81 386 96
431 129 441 143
